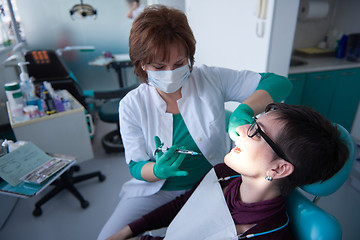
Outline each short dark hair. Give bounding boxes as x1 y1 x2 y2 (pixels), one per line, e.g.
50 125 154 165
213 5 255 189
266 103 349 196
129 5 196 83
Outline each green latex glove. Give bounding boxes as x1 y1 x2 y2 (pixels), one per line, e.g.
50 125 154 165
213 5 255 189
153 136 188 179
257 73 293 103
228 103 254 141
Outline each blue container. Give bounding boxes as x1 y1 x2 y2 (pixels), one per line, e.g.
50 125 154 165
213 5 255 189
336 35 348 59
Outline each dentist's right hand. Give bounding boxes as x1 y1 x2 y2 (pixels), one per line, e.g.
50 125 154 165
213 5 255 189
153 136 188 179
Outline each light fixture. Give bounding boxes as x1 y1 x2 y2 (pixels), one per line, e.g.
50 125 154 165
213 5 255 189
69 0 97 20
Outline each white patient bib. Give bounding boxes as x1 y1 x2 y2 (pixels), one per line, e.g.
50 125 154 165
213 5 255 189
164 168 238 240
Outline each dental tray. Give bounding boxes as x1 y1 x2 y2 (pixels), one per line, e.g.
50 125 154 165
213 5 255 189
21 157 72 185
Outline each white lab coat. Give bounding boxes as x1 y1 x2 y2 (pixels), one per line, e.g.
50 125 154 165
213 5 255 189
118 64 260 199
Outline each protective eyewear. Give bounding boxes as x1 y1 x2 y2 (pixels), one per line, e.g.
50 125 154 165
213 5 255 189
247 117 289 161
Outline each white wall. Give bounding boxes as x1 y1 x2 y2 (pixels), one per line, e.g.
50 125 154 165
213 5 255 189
186 0 299 76
186 0 273 73
147 0 185 11
14 0 134 91
334 0 360 35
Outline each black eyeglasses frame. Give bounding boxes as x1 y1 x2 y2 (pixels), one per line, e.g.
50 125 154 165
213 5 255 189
247 117 289 161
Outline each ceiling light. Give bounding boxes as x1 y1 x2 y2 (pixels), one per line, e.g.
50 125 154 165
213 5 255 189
69 0 97 20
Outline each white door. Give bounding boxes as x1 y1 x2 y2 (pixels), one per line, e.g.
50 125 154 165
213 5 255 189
185 0 299 76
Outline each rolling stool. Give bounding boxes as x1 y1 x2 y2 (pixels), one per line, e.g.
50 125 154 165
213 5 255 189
33 165 106 217
98 99 123 153
94 84 138 153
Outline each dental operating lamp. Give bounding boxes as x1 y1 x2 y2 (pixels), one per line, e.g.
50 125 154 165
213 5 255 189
69 0 97 20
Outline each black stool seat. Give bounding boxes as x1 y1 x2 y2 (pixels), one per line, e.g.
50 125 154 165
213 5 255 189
94 84 138 153
98 99 120 123
98 99 124 153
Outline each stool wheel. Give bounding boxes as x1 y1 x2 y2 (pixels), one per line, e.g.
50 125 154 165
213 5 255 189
81 200 90 209
72 165 80 172
102 130 124 153
33 207 42 217
99 174 106 182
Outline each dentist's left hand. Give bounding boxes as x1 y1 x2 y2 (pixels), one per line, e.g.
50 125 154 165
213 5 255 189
153 136 188 179
228 103 254 141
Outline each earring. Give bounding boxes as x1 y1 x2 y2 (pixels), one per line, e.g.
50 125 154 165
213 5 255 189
141 65 145 71
265 175 273 181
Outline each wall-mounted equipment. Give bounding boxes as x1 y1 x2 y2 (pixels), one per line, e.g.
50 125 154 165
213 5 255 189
256 0 267 38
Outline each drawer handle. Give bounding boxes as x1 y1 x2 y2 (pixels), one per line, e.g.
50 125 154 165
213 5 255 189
341 71 356 76
86 114 95 137
289 78 305 81
315 75 330 79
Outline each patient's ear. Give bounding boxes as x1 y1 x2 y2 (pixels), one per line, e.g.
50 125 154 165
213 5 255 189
271 159 294 180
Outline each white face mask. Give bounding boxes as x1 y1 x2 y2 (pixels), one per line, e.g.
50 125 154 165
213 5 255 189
147 64 190 93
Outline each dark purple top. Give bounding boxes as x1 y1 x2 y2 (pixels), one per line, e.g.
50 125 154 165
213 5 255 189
129 163 295 240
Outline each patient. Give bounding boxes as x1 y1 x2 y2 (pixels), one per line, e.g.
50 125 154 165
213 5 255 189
107 103 349 240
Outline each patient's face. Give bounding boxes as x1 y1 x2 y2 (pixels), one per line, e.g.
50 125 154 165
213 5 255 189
224 112 283 179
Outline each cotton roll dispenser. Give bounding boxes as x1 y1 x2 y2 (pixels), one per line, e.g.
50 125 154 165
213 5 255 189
298 0 330 21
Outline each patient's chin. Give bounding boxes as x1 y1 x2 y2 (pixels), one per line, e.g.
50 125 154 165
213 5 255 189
224 154 232 167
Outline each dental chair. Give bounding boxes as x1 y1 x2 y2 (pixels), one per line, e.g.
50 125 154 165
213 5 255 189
286 124 355 240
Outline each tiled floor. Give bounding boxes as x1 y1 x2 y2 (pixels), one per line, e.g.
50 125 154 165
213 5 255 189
0 118 359 240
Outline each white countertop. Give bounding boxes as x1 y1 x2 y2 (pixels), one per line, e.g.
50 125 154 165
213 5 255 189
88 53 130 66
289 56 360 75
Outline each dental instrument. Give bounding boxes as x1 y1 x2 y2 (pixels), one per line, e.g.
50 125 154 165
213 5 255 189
153 143 202 156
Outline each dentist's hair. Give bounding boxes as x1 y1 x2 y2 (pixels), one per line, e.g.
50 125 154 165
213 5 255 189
129 4 196 83
265 103 349 196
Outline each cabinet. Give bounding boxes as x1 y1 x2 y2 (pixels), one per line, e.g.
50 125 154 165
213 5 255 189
302 71 337 117
286 73 306 105
7 91 94 163
286 68 360 132
328 69 360 130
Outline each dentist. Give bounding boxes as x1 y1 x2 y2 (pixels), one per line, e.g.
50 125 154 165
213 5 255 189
98 5 293 240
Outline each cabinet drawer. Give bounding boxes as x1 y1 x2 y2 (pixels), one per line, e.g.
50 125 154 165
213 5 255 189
286 74 306 105
328 68 360 131
286 68 360 132
302 71 337 118
7 91 94 163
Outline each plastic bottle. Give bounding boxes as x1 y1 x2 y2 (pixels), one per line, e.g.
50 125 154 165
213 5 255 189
39 86 47 115
336 35 348 59
43 81 64 112
40 85 57 115
61 97 71 111
58 90 72 111
4 82 27 122
18 62 36 102
4 82 25 108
